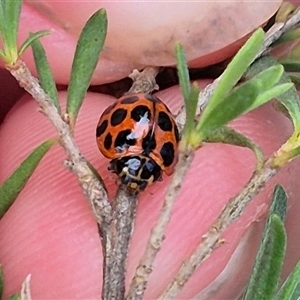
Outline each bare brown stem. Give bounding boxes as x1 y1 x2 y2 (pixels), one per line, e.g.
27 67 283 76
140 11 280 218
8 60 112 226
103 186 139 300
126 67 159 94
175 8 300 132
158 162 276 299
126 148 195 300
257 7 300 59
8 60 114 299
21 274 32 300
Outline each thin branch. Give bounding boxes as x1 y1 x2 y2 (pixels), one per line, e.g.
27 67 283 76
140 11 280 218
21 274 32 300
8 60 112 226
257 6 300 59
8 61 114 300
158 162 276 299
126 67 159 95
126 148 195 300
175 8 300 131
104 186 139 300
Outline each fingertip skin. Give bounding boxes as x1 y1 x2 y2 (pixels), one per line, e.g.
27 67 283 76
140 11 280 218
1 85 300 299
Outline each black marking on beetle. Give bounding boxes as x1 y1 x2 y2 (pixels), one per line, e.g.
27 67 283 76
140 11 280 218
160 142 174 167
120 95 139 104
140 159 161 180
158 111 173 132
111 108 127 126
96 120 108 137
114 129 136 149
104 133 113 150
174 123 180 143
131 105 151 122
142 130 156 155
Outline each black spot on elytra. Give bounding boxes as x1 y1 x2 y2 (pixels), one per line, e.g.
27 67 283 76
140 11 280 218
142 130 156 155
104 133 112 150
174 124 180 143
158 111 173 132
130 105 151 122
114 129 136 149
110 108 127 126
160 142 174 167
120 95 139 104
96 120 108 137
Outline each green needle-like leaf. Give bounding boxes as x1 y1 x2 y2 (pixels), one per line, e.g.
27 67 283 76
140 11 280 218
280 60 300 73
0 265 3 299
0 139 56 218
176 43 190 101
273 28 300 46
0 2 7 45
182 83 200 147
246 55 300 132
19 30 51 56
7 294 20 300
243 185 287 300
275 260 300 300
197 28 264 131
31 36 60 114
2 0 21 43
0 49 5 60
243 215 286 300
270 185 288 222
0 0 21 62
289 74 300 90
202 126 264 169
197 65 292 136
67 8 107 127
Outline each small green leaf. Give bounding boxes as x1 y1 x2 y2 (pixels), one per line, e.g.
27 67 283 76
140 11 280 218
280 60 300 73
289 74 300 90
19 30 51 57
273 28 300 47
275 260 300 300
0 265 3 299
243 185 287 300
7 294 20 300
197 65 291 136
2 0 21 45
0 139 56 218
245 55 300 132
31 35 60 114
270 185 288 222
176 43 190 101
253 83 293 109
67 9 107 127
243 215 286 300
0 49 5 60
202 126 264 169
197 28 264 131
182 83 200 147
0 0 21 63
0 3 7 44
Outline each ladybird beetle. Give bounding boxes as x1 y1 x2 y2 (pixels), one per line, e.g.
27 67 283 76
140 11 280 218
96 93 179 191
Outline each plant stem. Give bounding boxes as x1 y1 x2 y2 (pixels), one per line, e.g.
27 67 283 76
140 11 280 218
8 60 114 300
126 148 195 300
103 186 139 300
158 162 276 299
8 60 112 226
